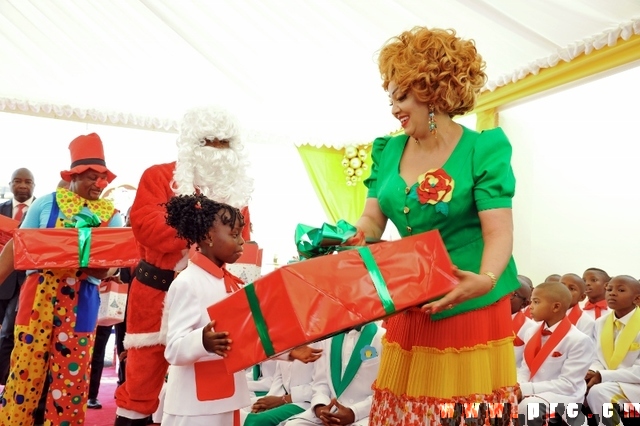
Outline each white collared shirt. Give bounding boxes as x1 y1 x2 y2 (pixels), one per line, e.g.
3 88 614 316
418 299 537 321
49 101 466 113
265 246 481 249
12 196 34 220
612 308 637 341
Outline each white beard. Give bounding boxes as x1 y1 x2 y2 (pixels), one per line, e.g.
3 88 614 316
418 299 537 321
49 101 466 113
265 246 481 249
173 146 253 208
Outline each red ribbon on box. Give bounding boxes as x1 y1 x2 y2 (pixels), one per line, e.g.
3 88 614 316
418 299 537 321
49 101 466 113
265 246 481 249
207 230 457 374
13 228 140 269
0 215 20 251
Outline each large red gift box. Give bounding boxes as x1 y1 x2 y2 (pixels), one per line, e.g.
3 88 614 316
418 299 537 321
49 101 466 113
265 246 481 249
207 230 457 374
13 228 140 269
0 215 20 252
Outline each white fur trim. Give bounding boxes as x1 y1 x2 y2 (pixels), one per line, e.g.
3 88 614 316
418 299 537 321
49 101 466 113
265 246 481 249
123 331 165 349
123 293 170 349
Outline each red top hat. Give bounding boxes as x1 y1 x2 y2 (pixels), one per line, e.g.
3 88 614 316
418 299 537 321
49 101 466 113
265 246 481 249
60 133 116 183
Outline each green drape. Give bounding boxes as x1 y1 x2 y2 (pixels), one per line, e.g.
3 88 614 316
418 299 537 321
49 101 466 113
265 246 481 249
297 144 372 224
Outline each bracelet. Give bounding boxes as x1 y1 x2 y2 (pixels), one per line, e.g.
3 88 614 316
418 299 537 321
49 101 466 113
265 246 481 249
483 271 498 289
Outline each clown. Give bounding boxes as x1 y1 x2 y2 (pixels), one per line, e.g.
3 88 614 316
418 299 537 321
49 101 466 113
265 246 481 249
114 106 254 426
0 133 123 425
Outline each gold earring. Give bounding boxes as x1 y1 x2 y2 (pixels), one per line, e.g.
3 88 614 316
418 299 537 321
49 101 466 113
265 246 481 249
208 241 213 247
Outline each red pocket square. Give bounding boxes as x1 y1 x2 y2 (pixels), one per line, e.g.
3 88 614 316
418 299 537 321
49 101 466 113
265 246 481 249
551 351 563 357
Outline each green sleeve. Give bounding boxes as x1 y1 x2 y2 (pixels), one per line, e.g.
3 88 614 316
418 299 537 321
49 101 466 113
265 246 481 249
363 135 392 198
472 127 516 211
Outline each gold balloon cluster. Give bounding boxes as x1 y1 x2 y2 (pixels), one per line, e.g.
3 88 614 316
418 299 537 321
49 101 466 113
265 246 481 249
341 145 369 186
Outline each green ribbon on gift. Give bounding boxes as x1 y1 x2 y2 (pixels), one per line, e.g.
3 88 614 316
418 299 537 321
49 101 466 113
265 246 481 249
357 246 395 315
64 213 101 268
245 243 396 359
295 220 358 259
244 283 276 357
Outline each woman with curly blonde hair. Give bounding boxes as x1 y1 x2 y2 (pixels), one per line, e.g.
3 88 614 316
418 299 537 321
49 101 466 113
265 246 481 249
347 27 520 424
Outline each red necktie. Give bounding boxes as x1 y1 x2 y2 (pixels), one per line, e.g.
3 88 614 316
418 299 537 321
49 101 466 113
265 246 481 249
541 329 552 336
222 268 244 294
584 300 608 319
14 203 26 222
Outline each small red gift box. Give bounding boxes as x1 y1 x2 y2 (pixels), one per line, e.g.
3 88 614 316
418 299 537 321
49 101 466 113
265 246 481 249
0 215 20 252
13 228 140 269
207 230 457 374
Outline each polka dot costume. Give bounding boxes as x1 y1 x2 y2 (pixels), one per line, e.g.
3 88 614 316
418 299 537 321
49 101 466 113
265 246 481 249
0 191 116 425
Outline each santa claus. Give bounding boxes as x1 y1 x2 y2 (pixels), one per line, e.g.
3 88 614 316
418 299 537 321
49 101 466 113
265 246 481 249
114 106 253 425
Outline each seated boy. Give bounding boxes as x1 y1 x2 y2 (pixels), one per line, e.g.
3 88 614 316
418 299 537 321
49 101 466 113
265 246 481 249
561 273 595 340
586 275 640 422
242 350 318 426
512 276 536 368
246 360 278 398
285 323 384 426
516 282 595 419
582 267 611 320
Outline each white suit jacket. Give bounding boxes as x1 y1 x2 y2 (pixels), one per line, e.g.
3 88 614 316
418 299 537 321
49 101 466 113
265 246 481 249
518 321 594 403
163 261 251 416
267 357 316 409
591 309 640 403
289 326 385 424
568 307 596 342
246 360 278 394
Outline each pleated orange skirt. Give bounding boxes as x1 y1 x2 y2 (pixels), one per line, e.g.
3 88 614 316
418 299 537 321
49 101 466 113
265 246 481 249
369 297 518 425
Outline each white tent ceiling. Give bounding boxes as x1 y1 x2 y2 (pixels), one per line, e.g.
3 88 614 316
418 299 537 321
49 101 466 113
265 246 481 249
1 0 639 146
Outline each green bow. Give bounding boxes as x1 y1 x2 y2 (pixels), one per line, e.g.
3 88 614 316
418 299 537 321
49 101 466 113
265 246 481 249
295 220 358 259
64 213 101 268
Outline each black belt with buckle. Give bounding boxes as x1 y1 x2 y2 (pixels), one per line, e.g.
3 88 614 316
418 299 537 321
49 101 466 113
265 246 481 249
135 260 175 292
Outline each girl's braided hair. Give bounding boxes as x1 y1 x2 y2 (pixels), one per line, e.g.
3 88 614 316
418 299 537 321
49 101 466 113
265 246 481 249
164 193 244 248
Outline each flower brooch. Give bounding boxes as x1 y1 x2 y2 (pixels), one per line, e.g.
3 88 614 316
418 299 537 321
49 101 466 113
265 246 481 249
409 168 455 216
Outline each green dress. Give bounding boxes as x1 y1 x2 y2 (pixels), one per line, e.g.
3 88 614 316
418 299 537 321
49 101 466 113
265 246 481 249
366 126 520 424
365 125 519 319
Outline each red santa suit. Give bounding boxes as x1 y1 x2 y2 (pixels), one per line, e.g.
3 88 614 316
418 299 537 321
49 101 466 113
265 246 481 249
115 162 250 420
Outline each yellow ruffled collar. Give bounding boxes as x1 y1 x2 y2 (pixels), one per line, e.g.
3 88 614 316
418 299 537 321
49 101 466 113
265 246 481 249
55 187 115 223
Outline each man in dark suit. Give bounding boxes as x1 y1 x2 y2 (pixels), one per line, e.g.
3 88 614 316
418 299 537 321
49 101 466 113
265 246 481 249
0 168 35 386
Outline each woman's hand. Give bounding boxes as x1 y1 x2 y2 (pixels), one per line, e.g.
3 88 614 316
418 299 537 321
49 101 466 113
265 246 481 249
344 228 366 246
421 267 493 314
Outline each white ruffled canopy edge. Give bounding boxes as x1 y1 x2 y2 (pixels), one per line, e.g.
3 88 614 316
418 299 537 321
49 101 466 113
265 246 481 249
485 18 640 91
1 18 638 147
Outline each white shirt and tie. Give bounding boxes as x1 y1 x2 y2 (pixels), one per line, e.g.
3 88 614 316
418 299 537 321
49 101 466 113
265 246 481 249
12 198 33 222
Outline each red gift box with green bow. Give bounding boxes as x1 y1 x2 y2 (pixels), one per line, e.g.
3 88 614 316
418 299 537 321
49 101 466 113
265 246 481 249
13 215 139 269
207 229 457 374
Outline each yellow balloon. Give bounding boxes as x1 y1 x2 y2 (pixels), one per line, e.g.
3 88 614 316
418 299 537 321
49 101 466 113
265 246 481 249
362 163 369 170
358 149 368 161
349 157 362 169
346 167 355 176
345 146 358 159
341 158 349 168
355 168 363 177
350 176 358 183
